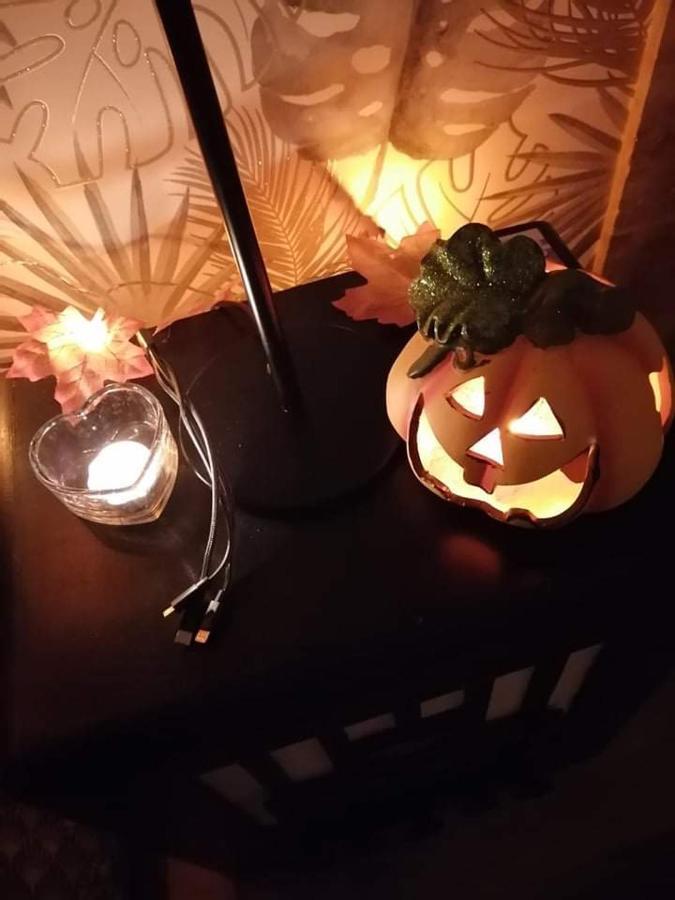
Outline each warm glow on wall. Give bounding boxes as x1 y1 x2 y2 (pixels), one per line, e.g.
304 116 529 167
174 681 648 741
332 145 457 244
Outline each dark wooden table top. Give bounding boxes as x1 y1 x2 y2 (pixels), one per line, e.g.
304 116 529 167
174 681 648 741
2 275 674 795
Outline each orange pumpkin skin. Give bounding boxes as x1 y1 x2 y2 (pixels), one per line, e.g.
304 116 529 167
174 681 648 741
387 313 673 527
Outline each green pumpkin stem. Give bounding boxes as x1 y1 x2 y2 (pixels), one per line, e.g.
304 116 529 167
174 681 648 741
407 224 636 376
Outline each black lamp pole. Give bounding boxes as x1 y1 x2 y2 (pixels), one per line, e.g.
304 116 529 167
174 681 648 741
153 0 301 415
151 0 404 510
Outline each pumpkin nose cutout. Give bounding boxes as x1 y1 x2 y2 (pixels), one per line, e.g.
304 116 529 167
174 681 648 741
467 428 504 467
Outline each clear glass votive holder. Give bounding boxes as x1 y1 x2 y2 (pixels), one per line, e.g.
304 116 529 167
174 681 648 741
29 382 178 525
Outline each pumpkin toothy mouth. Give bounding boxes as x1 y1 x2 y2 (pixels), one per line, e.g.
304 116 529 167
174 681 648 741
410 405 597 525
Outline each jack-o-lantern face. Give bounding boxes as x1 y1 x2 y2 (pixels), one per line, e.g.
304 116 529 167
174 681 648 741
388 318 673 526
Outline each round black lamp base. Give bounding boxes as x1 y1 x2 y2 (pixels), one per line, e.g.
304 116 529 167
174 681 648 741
155 274 409 511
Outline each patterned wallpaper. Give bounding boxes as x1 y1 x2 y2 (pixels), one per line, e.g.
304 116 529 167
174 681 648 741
0 0 662 368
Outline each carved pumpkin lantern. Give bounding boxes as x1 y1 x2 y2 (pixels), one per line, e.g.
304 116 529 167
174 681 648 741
386 225 673 527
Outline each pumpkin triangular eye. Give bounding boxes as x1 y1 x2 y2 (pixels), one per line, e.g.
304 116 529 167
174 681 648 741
447 376 485 418
508 397 564 439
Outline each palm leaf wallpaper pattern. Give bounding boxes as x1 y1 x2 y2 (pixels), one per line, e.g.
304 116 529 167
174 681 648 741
169 108 375 291
486 110 623 260
0 164 231 328
0 0 666 370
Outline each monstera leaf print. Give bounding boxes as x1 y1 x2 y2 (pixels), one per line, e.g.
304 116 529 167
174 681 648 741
388 5 543 160
251 0 543 161
251 0 411 159
0 18 63 110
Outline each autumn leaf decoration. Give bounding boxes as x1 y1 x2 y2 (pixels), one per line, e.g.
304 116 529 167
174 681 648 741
7 306 152 413
334 222 440 326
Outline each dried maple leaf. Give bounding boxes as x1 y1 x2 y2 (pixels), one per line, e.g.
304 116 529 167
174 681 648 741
7 306 152 413
334 222 440 326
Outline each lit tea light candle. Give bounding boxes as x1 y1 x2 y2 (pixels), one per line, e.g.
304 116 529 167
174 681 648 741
87 440 154 505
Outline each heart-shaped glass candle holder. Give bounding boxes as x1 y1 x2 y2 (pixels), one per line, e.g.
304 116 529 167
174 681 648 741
29 383 178 525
